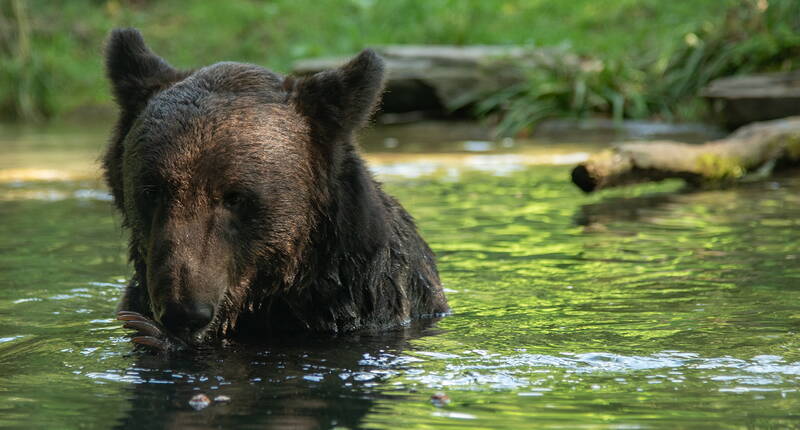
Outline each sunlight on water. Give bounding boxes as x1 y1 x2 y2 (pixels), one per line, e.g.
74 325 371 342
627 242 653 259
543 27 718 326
1 125 799 429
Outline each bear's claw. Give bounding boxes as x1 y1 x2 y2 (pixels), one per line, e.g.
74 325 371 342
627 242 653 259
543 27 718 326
117 311 186 353
122 320 162 337
131 335 168 350
117 312 149 322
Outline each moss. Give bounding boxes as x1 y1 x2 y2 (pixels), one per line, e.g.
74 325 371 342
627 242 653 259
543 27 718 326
695 154 745 181
785 134 800 161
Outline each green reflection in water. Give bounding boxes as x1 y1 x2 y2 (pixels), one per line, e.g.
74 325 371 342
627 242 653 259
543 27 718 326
369 167 800 429
1 142 800 428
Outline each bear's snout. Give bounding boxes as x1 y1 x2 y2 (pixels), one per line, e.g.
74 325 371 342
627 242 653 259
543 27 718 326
158 300 215 336
147 259 226 338
146 241 228 339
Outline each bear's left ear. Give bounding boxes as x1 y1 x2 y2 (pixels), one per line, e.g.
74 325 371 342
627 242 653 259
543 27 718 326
290 49 386 137
105 28 188 115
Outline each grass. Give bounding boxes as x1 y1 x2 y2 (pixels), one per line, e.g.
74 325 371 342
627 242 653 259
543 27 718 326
470 0 800 135
0 0 797 127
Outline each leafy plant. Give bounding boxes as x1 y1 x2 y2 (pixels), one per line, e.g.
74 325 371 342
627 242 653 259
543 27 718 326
0 0 54 121
474 0 800 136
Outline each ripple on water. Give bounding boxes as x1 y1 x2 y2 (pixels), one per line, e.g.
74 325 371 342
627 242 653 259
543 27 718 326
2 147 800 428
391 349 800 394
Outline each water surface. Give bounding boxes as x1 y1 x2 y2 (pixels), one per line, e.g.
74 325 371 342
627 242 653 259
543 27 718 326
1 122 799 429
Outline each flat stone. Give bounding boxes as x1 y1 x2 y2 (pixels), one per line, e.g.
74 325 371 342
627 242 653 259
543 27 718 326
293 45 588 117
703 71 800 129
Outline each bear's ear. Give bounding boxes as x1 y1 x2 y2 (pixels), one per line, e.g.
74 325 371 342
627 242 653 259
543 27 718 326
290 49 386 137
105 28 186 114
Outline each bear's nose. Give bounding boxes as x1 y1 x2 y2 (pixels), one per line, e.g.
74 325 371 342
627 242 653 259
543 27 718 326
159 301 214 334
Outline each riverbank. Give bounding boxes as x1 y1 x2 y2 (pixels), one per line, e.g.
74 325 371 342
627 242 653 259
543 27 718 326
0 117 724 187
2 1 797 132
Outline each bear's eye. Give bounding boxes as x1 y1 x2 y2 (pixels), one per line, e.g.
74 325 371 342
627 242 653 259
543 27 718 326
141 185 160 200
223 192 246 211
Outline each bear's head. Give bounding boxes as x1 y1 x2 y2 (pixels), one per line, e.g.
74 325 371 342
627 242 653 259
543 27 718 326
104 29 385 342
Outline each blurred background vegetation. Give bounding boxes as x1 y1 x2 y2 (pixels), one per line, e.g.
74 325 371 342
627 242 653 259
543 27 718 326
1 0 798 130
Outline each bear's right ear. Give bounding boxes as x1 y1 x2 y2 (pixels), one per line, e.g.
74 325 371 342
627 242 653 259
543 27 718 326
289 49 386 139
105 28 186 114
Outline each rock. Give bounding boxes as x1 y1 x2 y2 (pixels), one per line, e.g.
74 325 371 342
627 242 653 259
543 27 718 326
430 392 450 407
293 45 588 118
188 393 211 411
703 70 800 129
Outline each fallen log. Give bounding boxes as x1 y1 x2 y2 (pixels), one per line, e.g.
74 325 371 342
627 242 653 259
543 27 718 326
571 117 800 193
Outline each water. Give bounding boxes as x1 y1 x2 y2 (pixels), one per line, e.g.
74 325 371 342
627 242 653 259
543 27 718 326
1 122 799 429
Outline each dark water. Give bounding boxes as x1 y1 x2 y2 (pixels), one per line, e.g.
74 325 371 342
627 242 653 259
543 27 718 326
1 124 799 429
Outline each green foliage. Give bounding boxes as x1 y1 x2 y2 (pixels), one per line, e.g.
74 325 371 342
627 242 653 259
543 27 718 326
477 0 800 136
0 0 797 124
472 53 652 137
0 0 54 121
654 0 800 118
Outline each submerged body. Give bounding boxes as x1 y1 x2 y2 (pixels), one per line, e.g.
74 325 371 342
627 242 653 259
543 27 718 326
103 29 448 351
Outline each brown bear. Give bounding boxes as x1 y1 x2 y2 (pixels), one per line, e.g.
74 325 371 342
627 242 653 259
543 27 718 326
103 28 449 352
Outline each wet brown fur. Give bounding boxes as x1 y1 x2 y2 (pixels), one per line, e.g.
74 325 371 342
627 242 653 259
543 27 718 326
103 28 448 345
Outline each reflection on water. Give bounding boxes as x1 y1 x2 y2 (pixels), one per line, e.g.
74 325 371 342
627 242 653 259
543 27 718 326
1 124 799 429
110 323 442 430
